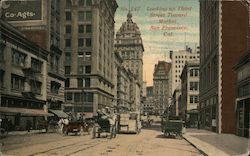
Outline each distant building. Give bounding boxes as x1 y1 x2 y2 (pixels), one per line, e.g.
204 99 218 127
115 10 144 90
180 61 199 128
200 0 249 133
115 10 144 113
62 0 118 117
169 47 200 96
234 52 250 138
153 61 171 114
0 20 50 130
143 86 154 115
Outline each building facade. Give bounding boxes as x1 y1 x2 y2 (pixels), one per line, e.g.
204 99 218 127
114 11 144 91
0 20 50 131
143 86 154 115
2 0 66 113
153 61 171 114
169 47 200 96
180 61 199 128
62 0 118 117
200 0 249 133
234 52 250 138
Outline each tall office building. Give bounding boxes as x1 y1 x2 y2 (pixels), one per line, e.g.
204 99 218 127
62 0 118 117
114 11 144 88
1 0 65 112
200 0 249 133
153 61 171 114
169 47 200 96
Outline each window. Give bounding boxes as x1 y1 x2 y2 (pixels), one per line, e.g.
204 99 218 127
85 66 91 74
85 78 90 87
86 25 92 33
86 38 92 47
190 95 199 103
79 25 84 33
66 92 73 101
0 44 5 61
65 25 71 34
31 58 42 72
11 74 25 91
78 38 84 47
86 0 92 6
66 0 71 7
65 12 71 21
65 66 71 75
65 53 71 62
75 92 81 102
78 65 84 74
64 78 69 89
51 81 61 94
0 71 4 88
190 82 199 91
31 81 42 94
11 49 26 67
65 39 71 47
78 11 84 21
77 78 83 88
86 11 92 21
83 92 93 102
50 53 60 73
78 0 84 5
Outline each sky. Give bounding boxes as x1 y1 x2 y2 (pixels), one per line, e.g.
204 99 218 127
115 0 200 86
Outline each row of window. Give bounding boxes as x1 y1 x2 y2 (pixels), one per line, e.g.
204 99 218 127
65 92 93 102
66 0 92 7
66 11 92 21
65 38 92 48
0 98 44 109
190 95 199 104
65 24 92 34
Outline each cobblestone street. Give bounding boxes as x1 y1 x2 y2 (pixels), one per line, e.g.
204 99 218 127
1 127 202 156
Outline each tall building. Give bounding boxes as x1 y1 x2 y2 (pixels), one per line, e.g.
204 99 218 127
143 86 154 115
62 0 118 117
114 11 144 88
1 0 65 113
169 47 200 96
153 61 171 114
180 61 199 128
0 20 51 130
200 0 249 133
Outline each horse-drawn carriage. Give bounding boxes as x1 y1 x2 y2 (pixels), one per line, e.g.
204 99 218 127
90 110 117 139
161 115 184 139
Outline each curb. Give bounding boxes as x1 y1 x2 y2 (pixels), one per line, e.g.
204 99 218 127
183 136 208 156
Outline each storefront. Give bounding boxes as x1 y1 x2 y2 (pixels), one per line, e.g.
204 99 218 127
234 52 250 138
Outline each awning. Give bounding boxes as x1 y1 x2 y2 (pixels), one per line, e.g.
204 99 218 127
0 107 53 116
49 109 68 118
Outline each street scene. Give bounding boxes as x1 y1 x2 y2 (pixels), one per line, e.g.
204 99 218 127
0 0 250 156
2 125 202 156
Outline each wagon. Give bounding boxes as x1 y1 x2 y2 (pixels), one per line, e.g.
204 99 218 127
63 121 84 135
163 119 184 138
91 116 116 139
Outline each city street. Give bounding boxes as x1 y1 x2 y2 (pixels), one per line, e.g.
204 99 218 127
1 126 202 156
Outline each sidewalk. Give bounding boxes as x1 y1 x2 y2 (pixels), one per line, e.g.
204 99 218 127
7 129 46 136
183 129 250 156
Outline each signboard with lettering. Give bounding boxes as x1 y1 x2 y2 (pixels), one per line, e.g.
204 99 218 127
1 0 42 21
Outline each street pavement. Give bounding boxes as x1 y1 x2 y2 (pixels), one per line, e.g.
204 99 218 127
1 126 202 156
183 129 250 156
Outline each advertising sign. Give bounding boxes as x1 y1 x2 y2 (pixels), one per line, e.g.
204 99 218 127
1 0 42 21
